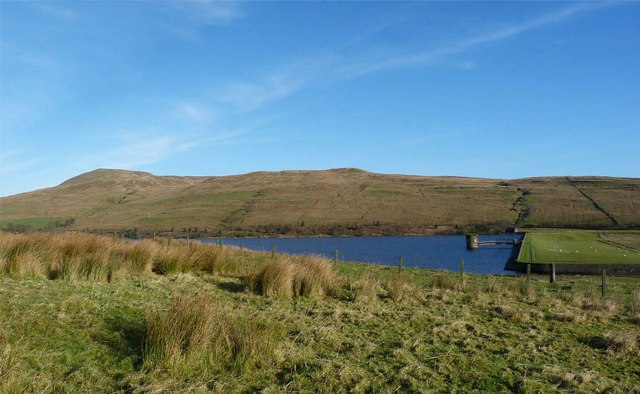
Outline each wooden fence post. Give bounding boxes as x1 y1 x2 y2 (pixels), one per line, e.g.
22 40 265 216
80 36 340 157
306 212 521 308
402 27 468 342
601 269 607 298
271 245 276 258
333 250 339 266
398 255 403 273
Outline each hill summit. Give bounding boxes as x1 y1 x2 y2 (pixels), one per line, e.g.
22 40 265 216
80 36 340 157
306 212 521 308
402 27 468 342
60 169 156 185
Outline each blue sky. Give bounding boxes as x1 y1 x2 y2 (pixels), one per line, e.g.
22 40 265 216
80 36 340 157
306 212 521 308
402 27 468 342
1 1 639 196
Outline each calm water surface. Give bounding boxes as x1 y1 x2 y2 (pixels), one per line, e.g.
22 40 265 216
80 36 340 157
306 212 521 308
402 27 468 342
199 234 523 275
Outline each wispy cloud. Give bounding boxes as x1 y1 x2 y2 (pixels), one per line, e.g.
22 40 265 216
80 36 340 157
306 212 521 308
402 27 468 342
68 1 615 175
34 2 80 21
86 126 256 170
341 15 410 49
202 128 273 147
171 0 246 25
453 61 476 71
130 0 618 169
207 2 609 116
1 43 62 133
216 76 303 113
215 54 335 112
340 2 609 77
95 134 201 169
175 102 217 124
0 149 41 175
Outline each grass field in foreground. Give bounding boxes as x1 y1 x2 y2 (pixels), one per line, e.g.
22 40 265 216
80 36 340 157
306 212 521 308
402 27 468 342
518 231 640 264
1 232 639 392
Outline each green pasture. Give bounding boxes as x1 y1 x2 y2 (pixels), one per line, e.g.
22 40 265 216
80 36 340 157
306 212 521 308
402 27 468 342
0 217 64 230
518 231 640 265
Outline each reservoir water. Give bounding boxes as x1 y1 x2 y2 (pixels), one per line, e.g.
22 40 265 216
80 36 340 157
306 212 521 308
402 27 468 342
199 234 524 275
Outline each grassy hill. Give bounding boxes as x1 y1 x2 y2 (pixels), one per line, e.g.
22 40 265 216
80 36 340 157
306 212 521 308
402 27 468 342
1 169 639 236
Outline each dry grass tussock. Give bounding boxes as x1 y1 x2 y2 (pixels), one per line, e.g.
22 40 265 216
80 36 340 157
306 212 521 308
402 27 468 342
0 232 257 281
493 304 532 323
539 365 603 391
0 330 19 389
249 254 336 298
190 243 257 276
433 319 477 339
143 294 278 372
349 275 383 303
604 330 639 357
628 287 640 321
384 274 412 302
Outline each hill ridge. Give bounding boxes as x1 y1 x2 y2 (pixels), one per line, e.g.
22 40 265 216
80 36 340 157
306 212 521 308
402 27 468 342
1 168 639 236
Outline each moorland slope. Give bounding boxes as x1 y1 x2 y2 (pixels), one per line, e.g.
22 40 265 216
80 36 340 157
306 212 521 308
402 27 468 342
1 168 638 236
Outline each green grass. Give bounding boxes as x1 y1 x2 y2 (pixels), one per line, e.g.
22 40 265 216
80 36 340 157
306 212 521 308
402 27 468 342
1 269 639 392
1 232 640 392
0 217 64 230
518 231 640 264
209 191 255 203
363 189 409 197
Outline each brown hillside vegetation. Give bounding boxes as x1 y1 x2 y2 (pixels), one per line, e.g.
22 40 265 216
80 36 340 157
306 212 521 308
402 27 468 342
1 169 639 235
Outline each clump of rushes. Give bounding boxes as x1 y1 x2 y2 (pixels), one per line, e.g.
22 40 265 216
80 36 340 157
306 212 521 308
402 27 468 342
250 255 336 298
153 248 190 275
431 272 457 290
351 275 382 303
191 244 243 275
143 294 278 372
0 232 118 281
121 240 158 274
0 233 45 278
0 232 265 281
384 274 411 302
